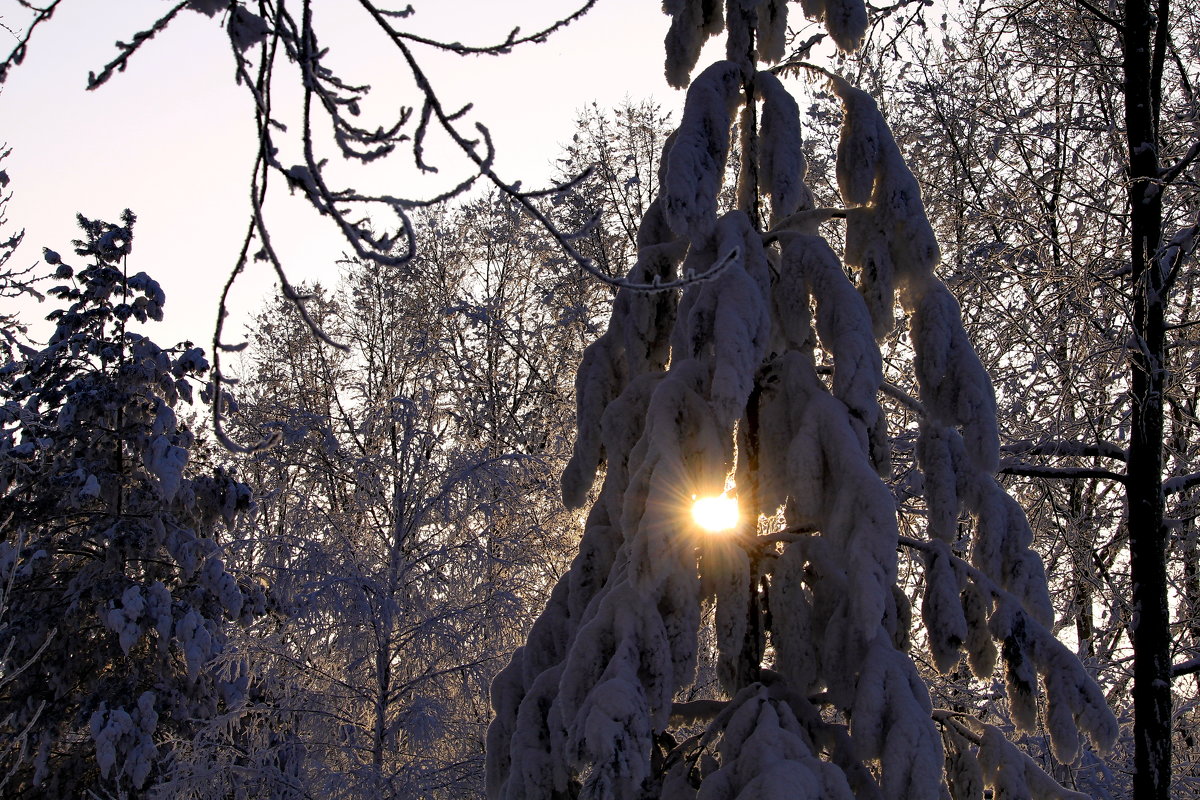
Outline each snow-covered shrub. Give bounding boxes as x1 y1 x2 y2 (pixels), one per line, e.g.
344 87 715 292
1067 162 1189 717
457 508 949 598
487 3 1118 799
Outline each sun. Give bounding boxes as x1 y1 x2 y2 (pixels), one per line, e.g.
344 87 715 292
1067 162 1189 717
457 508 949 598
691 494 739 533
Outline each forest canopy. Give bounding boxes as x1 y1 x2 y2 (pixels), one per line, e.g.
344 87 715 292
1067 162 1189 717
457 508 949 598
0 1 1197 799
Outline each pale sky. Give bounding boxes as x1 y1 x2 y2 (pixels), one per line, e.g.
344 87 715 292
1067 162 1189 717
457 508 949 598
0 0 721 349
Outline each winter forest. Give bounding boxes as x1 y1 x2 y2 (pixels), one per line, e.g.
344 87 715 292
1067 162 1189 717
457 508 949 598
0 0 1197 798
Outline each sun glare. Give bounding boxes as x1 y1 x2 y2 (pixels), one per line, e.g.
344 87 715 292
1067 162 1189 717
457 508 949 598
691 494 739 533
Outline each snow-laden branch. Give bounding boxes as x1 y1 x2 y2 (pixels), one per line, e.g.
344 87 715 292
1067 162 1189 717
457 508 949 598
1165 471 1200 495
899 533 1117 763
1000 438 1128 462
1160 139 1200 186
998 461 1127 483
1172 657 1200 677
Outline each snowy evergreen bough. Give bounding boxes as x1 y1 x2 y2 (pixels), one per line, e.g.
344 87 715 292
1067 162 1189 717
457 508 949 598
0 213 258 798
487 2 1118 799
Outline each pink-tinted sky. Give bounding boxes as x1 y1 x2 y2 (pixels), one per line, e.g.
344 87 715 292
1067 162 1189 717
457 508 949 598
1 0 713 348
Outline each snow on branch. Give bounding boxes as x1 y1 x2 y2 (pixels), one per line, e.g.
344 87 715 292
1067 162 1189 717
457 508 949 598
663 0 727 89
0 0 64 85
999 461 1127 483
664 61 745 240
901 535 1119 763
490 12 1116 800
1001 438 1128 462
936 713 1094 800
662 0 867 89
778 231 887 468
1172 657 1200 678
754 71 815 226
1165 470 1200 495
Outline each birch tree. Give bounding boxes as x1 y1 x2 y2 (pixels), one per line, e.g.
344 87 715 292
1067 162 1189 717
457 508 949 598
161 193 603 798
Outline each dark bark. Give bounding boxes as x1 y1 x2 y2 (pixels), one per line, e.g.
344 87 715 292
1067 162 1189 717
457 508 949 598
1124 0 1171 794
1071 481 1097 659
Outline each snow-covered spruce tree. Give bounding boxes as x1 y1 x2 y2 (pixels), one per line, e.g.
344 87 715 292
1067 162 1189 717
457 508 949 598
486 3 1119 799
0 213 258 798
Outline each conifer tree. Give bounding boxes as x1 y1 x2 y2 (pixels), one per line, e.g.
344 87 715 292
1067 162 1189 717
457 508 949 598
487 3 1119 798
0 213 258 797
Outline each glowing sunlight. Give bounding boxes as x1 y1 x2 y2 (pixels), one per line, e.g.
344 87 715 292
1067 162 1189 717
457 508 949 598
691 494 739 533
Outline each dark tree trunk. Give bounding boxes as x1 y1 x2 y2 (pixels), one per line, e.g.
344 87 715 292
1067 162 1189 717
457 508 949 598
1070 481 1096 660
1124 0 1171 795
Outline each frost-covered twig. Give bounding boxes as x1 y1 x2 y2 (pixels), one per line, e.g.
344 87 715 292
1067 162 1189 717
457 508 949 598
0 0 62 85
85 1 191 89
359 0 600 55
669 698 727 722
813 364 927 417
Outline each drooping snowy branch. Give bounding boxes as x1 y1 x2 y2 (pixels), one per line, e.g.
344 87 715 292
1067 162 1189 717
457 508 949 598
489 7 1116 800
663 0 868 89
901 535 1118 762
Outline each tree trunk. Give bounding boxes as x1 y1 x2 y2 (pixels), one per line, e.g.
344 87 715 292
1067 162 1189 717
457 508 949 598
1070 480 1096 660
1124 0 1171 795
